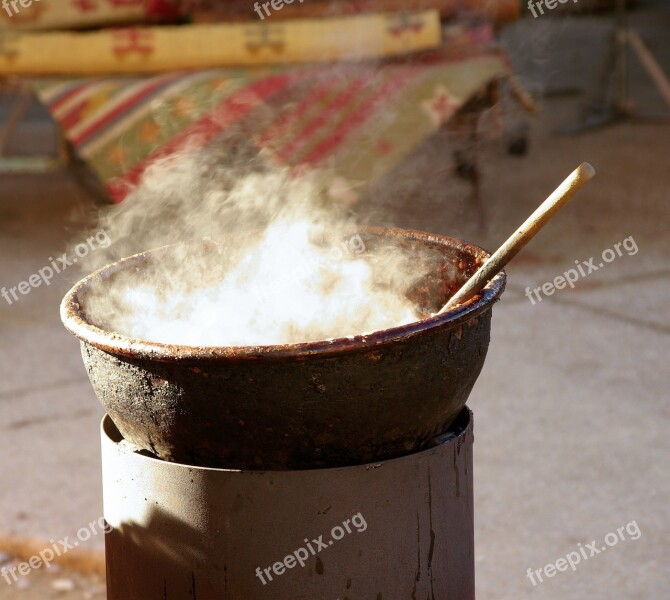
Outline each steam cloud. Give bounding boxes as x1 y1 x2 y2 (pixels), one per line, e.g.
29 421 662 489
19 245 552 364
80 142 432 346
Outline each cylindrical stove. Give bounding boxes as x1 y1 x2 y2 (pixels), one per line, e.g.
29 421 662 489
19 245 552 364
102 408 474 600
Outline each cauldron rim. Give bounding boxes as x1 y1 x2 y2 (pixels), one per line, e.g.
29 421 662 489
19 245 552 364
60 226 506 363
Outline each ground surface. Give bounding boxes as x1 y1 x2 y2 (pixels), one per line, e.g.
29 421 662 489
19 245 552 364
0 4 668 598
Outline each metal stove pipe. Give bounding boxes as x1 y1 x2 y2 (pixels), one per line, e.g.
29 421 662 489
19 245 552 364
102 408 475 599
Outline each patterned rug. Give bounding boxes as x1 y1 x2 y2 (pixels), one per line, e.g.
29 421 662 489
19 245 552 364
29 27 510 203
28 48 508 202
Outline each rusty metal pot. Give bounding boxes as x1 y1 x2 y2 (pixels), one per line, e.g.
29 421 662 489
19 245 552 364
61 227 505 469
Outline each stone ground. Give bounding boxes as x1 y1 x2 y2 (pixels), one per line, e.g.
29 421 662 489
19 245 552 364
0 4 669 599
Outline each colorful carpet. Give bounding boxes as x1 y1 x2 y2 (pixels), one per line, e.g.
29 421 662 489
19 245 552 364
29 30 509 202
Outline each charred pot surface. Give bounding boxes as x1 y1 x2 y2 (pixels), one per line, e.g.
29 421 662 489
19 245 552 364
62 227 505 469
81 312 490 469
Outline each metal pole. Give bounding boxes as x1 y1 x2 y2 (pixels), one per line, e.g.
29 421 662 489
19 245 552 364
615 0 629 113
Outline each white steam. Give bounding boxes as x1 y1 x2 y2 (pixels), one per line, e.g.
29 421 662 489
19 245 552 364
81 144 431 346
